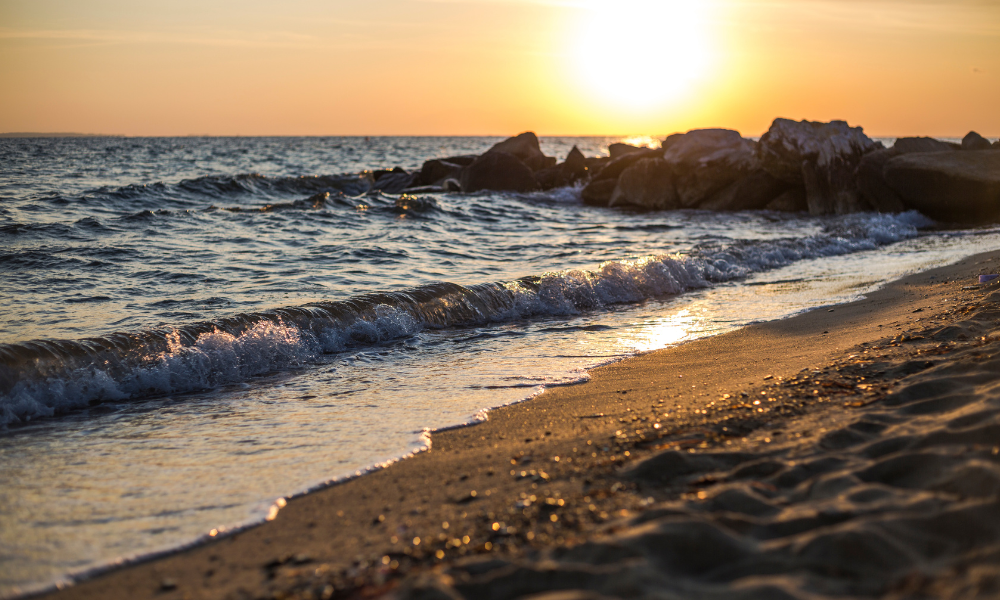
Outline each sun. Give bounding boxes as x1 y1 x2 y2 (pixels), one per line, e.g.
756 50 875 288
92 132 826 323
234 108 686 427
572 0 714 111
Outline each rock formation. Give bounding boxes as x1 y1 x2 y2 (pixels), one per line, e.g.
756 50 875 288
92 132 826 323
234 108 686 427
609 158 677 210
757 118 881 215
535 146 589 190
486 132 555 172
459 151 539 193
856 149 907 213
883 150 1000 223
608 143 645 159
893 137 956 154
962 131 993 151
661 129 772 210
370 170 415 194
355 123 1000 223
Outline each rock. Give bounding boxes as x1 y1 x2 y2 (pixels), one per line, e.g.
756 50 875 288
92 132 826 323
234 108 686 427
580 179 617 206
415 159 465 187
590 148 662 182
536 146 590 190
856 149 906 213
442 155 478 167
459 151 539 193
662 129 757 168
487 132 554 171
526 155 558 171
884 150 1000 222
585 157 611 172
661 129 759 208
758 118 881 215
856 137 958 213
608 158 678 210
608 143 645 159
963 131 993 151
372 171 416 194
533 166 564 190
698 169 788 211
994 141 1000 150
564 146 587 175
893 137 955 154
373 166 408 181
765 187 808 212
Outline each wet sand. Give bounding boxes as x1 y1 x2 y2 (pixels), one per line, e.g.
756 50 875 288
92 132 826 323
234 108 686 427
43 250 1000 600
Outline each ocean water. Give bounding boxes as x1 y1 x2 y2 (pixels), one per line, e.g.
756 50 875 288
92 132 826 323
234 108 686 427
1 136 997 596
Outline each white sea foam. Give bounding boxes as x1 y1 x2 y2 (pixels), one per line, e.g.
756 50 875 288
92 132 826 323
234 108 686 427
1 320 312 426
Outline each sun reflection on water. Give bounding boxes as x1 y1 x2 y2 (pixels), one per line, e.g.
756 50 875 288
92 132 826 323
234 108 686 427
622 308 707 353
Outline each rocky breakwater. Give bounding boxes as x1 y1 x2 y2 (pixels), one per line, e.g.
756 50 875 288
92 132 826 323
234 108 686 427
859 131 1000 223
365 132 589 195
361 122 998 223
582 120 998 222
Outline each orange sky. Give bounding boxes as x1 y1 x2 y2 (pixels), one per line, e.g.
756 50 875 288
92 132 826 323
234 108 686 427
1 0 997 137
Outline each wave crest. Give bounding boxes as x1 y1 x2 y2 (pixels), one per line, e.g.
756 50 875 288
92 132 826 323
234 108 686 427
0 211 928 426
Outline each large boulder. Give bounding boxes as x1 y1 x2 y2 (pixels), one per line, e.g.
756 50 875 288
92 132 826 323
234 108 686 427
608 143 646 159
414 158 464 185
661 129 760 208
698 169 788 212
856 149 906 213
443 155 478 166
590 148 662 182
893 137 955 154
459 151 539 193
585 156 611 172
580 179 617 206
962 131 993 151
758 118 881 215
765 187 808 212
857 138 962 213
535 146 589 190
371 169 416 194
486 132 555 171
608 158 678 210
884 150 1000 222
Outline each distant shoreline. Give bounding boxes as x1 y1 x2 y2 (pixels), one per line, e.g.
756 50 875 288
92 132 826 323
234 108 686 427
0 132 125 138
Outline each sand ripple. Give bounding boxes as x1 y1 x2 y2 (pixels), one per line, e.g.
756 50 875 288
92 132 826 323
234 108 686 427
397 294 1000 599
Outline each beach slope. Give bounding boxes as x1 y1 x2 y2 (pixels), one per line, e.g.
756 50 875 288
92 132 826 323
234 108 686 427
45 251 1000 600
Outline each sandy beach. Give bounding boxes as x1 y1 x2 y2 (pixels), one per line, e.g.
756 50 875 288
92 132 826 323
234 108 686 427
36 250 1000 600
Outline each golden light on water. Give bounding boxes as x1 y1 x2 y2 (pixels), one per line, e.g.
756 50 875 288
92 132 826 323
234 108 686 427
618 135 662 150
629 309 705 353
572 0 715 112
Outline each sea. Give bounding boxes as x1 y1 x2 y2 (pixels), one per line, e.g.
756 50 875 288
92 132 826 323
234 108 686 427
1 135 998 597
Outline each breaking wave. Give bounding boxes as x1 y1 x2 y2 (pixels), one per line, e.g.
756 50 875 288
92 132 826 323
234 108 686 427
0 211 931 426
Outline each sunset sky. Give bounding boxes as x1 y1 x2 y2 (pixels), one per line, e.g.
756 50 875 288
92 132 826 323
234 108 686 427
1 0 997 137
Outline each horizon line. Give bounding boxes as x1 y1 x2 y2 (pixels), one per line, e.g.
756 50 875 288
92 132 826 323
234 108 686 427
2 132 996 140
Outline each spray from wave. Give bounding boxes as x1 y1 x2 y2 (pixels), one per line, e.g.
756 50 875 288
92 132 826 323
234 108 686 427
0 211 931 426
